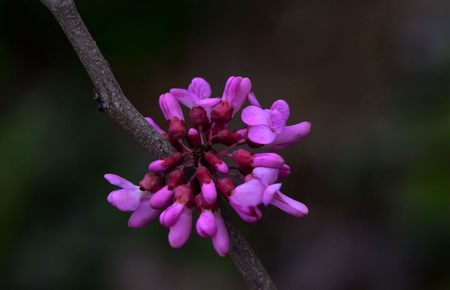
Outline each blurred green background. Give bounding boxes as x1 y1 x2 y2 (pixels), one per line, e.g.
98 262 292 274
1 0 449 289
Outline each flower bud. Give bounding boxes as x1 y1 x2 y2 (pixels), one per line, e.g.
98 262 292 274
148 152 184 173
187 128 201 147
204 152 229 174
168 117 187 140
174 185 194 205
196 210 217 238
215 129 240 145
139 172 164 193
232 149 253 167
159 93 184 121
278 164 291 179
167 168 185 189
189 106 210 129
216 178 235 197
211 100 233 123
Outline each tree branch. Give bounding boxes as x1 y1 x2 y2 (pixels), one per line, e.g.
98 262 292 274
39 0 277 289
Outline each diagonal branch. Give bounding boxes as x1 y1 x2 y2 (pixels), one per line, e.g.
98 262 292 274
39 0 277 289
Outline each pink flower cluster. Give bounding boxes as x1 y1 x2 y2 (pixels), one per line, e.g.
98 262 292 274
105 76 311 256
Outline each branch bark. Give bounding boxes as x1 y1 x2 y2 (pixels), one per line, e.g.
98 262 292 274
39 0 277 289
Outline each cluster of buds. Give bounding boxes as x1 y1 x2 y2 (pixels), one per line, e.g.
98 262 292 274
105 76 311 256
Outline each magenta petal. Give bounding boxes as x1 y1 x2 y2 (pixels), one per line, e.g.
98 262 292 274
216 162 229 174
230 201 262 223
230 179 264 207
241 106 271 126
196 210 217 238
253 153 285 168
159 93 184 121
188 77 211 99
148 160 166 173
222 76 252 114
269 110 286 134
168 207 192 248
278 164 291 179
201 181 217 204
159 203 184 228
252 167 279 185
271 192 309 217
262 183 282 206
107 189 142 212
247 125 277 145
271 121 311 149
270 99 290 122
212 211 230 256
104 174 136 189
150 185 174 209
169 88 197 108
128 196 160 228
197 98 221 119
145 117 166 135
248 92 261 107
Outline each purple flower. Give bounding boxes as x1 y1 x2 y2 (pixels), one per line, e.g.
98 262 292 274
252 167 309 217
104 76 311 255
170 77 220 114
241 99 311 148
212 210 230 256
104 174 160 228
211 76 252 123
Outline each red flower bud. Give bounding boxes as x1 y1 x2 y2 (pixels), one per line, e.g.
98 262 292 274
216 129 240 145
195 166 212 184
231 149 254 167
168 117 187 140
217 178 235 197
189 106 210 129
139 172 164 193
174 185 193 205
167 168 185 189
211 100 232 123
204 152 228 174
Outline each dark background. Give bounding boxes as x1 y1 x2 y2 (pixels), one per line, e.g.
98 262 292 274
1 0 449 289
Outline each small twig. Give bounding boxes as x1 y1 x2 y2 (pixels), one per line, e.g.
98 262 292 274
39 0 277 289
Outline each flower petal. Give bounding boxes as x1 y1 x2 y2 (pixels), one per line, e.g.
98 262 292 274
269 109 286 134
248 92 261 107
230 179 264 207
145 117 166 135
247 125 277 145
241 106 271 126
159 203 184 228
128 196 160 228
270 121 311 149
159 93 185 120
271 191 309 217
229 201 262 223
222 76 252 114
196 98 221 120
169 88 198 108
201 181 217 205
107 189 142 212
150 185 174 209
168 207 192 248
253 153 285 168
252 167 279 185
270 99 290 122
188 77 211 99
196 210 217 238
262 183 282 206
104 174 137 189
212 211 230 256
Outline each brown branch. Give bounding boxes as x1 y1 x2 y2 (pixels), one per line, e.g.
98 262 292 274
39 0 277 289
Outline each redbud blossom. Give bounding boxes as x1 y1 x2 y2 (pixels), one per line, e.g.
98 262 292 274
105 76 311 256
